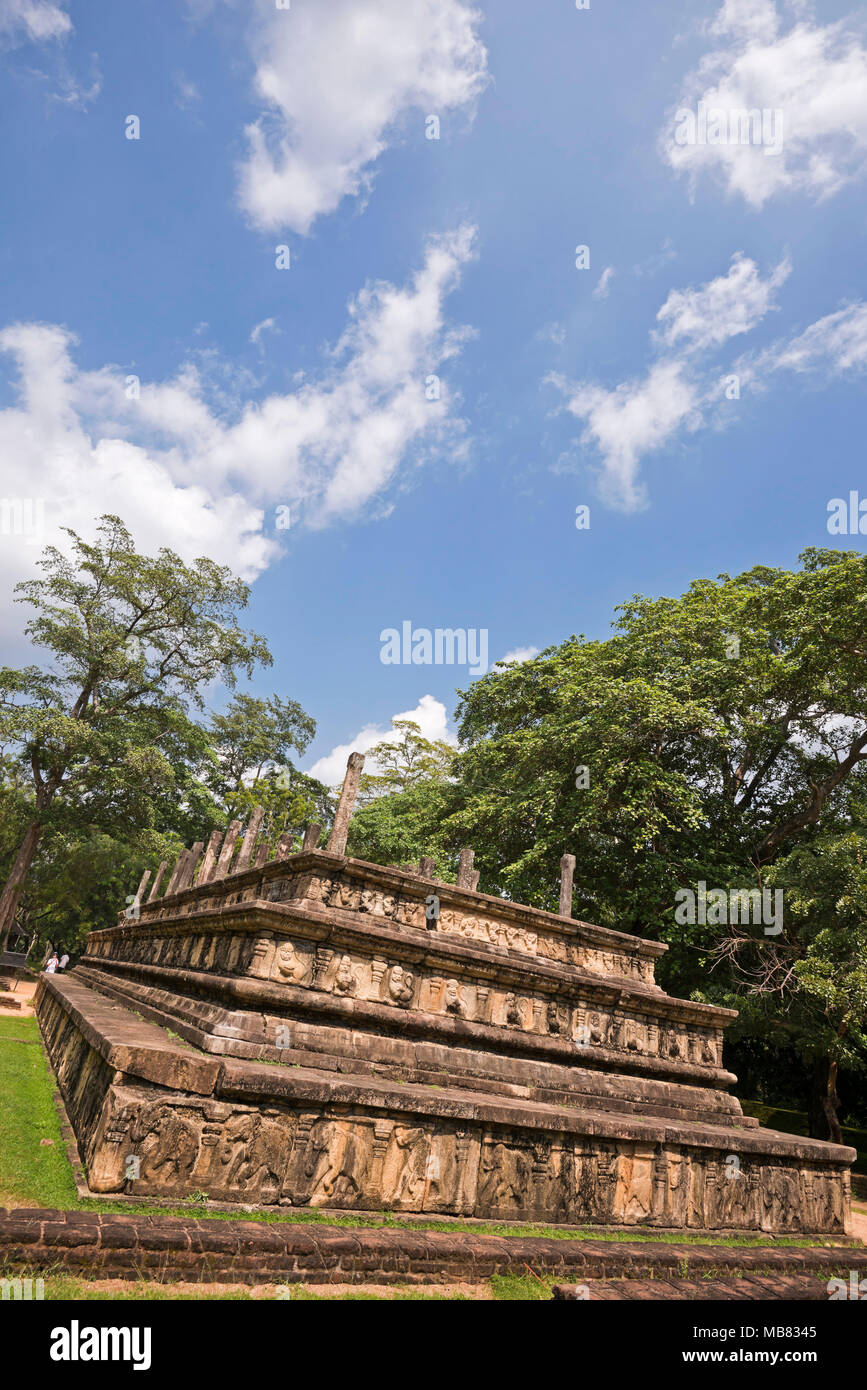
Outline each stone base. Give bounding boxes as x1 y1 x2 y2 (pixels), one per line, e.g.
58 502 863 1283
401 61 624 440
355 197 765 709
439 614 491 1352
36 973 854 1234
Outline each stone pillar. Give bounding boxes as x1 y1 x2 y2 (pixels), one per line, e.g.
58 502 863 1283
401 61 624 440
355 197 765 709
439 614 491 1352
146 861 167 902
327 752 365 855
213 820 242 880
131 869 151 908
272 831 295 861
559 853 576 917
176 842 203 893
164 849 189 897
302 823 322 852
456 847 475 889
234 807 265 874
198 830 223 884
419 856 435 878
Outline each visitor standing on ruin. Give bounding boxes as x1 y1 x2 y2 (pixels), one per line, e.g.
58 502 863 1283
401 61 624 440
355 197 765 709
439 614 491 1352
45 952 58 974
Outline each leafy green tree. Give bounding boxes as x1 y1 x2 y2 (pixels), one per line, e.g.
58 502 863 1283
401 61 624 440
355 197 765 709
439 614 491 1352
347 778 458 874
447 548 867 1134
357 719 456 804
204 692 329 851
0 516 270 950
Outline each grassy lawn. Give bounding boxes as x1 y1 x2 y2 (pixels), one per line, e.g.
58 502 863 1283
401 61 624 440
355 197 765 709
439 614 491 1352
0 1013 859 1259
0 1015 78 1209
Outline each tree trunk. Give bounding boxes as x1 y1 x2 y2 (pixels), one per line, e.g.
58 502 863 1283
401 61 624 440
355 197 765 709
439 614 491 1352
0 821 43 955
807 1056 843 1145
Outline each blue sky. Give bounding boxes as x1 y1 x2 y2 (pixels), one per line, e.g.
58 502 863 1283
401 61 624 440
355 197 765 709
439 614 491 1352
1 0 866 783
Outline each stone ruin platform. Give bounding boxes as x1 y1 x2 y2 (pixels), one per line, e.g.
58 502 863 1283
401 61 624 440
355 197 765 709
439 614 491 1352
34 762 855 1234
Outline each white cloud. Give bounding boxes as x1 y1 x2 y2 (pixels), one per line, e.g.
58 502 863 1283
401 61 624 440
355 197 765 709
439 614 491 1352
249 316 278 346
0 0 71 43
655 252 789 351
757 302 867 375
557 360 700 512
498 646 539 665
549 253 825 510
307 694 455 787
593 267 615 300
237 0 488 234
661 0 867 207
0 228 476 636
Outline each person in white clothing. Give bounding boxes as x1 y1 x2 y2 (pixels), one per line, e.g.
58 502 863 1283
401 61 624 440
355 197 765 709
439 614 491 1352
45 953 59 974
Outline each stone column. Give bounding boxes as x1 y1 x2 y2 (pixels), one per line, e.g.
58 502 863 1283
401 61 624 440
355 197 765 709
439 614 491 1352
456 847 475 889
302 823 322 852
164 849 189 897
146 861 167 903
198 830 223 884
176 842 203 892
234 807 265 874
272 831 295 861
419 856 435 878
213 820 242 880
559 853 576 917
327 752 365 855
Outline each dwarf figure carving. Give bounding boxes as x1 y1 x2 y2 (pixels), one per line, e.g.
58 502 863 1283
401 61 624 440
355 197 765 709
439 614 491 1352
387 964 414 1006
504 992 524 1027
546 1000 561 1034
332 954 357 997
444 979 467 1018
273 940 300 981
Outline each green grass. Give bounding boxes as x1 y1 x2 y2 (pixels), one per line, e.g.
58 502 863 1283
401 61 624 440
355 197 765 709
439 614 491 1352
0 1016 77 1209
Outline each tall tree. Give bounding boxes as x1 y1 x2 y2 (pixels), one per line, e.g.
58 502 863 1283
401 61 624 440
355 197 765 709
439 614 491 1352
0 515 270 950
446 548 867 1135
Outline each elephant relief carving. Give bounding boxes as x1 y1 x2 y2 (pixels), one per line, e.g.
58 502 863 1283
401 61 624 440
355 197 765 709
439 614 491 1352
218 1112 293 1203
129 1107 200 1188
304 1120 370 1205
382 1126 430 1206
478 1143 533 1213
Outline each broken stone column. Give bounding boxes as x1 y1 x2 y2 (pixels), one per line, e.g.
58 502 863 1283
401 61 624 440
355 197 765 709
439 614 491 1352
327 753 365 855
164 849 189 897
126 869 151 917
213 821 242 880
559 853 576 918
272 831 295 861
419 856 435 878
234 807 265 874
176 842 203 893
146 861 167 902
456 847 475 890
302 823 322 852
198 830 223 884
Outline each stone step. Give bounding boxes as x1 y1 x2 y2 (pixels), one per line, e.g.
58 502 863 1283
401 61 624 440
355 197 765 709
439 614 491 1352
73 963 752 1128
2 1208 864 1286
